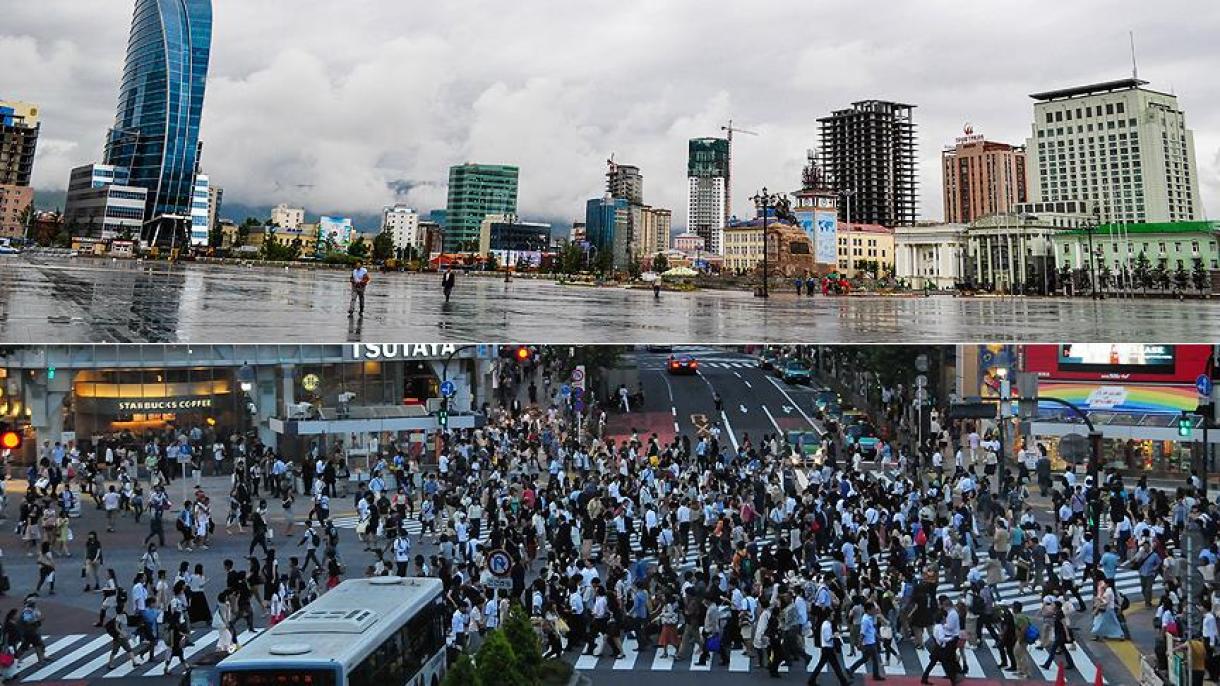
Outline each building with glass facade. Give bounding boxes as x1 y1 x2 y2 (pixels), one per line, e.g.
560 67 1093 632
0 345 496 465
444 164 519 252
585 195 629 267
687 138 730 255
62 163 149 240
103 0 213 243
189 173 210 246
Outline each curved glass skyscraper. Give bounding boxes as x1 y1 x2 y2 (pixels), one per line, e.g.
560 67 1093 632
104 0 212 238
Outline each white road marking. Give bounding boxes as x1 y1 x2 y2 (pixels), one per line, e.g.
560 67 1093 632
720 411 740 452
766 376 819 431
23 634 111 682
761 405 783 434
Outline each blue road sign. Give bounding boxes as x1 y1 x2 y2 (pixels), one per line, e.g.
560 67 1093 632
560 384 571 397
572 387 584 399
1197 374 1212 398
440 380 456 398
574 401 585 412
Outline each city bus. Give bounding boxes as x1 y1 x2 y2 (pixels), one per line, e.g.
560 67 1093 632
213 577 447 686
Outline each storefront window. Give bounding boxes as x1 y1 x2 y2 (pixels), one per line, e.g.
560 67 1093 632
71 367 242 442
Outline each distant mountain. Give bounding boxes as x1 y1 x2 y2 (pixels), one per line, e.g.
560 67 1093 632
33 188 591 237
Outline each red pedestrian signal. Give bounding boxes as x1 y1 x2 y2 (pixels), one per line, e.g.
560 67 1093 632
515 346 532 363
0 430 20 451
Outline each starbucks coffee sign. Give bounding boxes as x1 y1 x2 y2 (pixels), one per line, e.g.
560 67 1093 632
350 344 458 360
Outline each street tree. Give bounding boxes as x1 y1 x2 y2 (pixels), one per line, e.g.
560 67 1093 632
347 239 368 259
1151 259 1170 291
626 255 643 280
1133 252 1151 293
372 232 394 262
502 604 542 681
474 631 527 686
441 653 478 686
558 243 584 275
652 252 669 273
1192 257 1210 294
1173 262 1190 292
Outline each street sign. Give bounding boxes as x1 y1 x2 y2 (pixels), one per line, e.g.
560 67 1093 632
574 400 585 412
485 577 514 591
915 354 929 373
914 388 928 403
175 445 192 463
1197 374 1212 398
560 384 571 398
915 374 928 388
440 380 456 398
571 366 586 390
487 549 513 577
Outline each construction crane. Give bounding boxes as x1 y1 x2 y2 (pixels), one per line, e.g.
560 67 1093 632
720 119 758 142
720 120 758 224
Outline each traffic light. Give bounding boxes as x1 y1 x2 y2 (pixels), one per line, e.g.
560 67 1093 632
499 345 534 363
46 367 55 381
1178 412 1194 438
437 399 449 430
0 428 21 451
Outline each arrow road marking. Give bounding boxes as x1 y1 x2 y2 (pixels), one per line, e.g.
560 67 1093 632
782 404 793 414
738 404 748 414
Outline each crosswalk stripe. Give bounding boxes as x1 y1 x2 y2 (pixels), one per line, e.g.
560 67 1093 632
13 635 85 676
613 638 637 670
650 649 674 671
23 634 111 682
1027 645 1066 680
728 648 751 672
1067 641 1105 684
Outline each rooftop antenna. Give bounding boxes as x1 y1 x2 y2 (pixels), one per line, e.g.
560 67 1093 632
1129 30 1138 80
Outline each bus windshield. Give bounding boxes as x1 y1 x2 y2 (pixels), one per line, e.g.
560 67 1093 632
220 670 337 686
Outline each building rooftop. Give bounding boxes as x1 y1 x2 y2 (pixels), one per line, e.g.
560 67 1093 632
1029 78 1149 101
1058 221 1220 237
841 222 894 234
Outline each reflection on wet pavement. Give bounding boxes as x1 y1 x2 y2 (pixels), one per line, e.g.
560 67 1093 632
0 256 1214 343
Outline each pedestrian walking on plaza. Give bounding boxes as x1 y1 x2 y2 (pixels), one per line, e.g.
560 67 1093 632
33 542 55 595
442 268 456 303
348 260 370 316
808 614 850 686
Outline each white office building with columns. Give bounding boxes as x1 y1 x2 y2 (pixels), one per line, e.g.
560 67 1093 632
894 223 967 289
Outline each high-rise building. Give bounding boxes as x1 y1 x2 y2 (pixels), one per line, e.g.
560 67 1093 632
381 204 421 253
0 101 40 187
189 174 210 246
0 186 33 238
818 100 918 227
608 163 643 205
634 207 672 262
687 138 729 255
586 194 629 267
270 204 305 230
102 0 213 241
445 163 518 252
62 163 149 240
1026 78 1203 223
942 126 1027 224
207 185 223 236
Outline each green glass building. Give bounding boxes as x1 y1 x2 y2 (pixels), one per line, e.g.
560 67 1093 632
444 163 518 251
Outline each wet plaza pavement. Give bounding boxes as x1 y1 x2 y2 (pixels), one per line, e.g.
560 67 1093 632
0 255 1215 343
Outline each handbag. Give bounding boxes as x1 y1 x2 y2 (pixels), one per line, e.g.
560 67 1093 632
705 633 721 653
34 477 49 490
0 650 13 668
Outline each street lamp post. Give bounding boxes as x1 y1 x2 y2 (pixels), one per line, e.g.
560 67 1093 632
752 188 782 298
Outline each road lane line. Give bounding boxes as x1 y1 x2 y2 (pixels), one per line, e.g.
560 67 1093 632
766 376 819 432
761 405 782 434
651 650 674 670
720 410 739 452
671 406 677 416
743 380 752 389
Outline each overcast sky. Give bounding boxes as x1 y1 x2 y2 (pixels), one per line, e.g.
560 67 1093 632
5 0 1220 229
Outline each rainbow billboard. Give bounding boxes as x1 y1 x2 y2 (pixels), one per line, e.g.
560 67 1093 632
1038 381 1199 414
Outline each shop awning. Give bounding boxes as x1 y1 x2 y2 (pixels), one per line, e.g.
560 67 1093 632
269 405 484 436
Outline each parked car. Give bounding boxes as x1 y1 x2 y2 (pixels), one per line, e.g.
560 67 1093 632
758 349 779 370
782 360 813 385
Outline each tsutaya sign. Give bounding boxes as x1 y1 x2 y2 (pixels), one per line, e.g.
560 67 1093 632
351 344 459 360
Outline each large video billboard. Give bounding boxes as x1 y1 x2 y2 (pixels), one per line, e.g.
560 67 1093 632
814 210 838 264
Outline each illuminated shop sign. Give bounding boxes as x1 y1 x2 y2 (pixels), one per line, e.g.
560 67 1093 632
350 344 459 360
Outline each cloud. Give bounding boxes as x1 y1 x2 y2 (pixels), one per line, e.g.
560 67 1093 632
5 0 1220 227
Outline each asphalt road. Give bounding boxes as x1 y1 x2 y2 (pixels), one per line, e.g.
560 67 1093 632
3 256 1219 342
632 347 825 450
